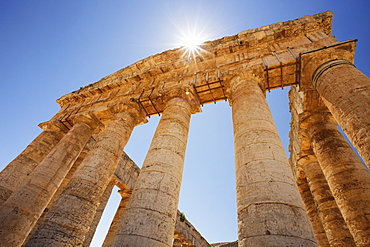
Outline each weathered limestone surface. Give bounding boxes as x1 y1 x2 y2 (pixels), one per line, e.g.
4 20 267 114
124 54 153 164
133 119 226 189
229 73 316 246
102 188 132 247
297 41 369 167
23 138 93 244
54 12 335 123
302 158 355 246
105 152 211 247
0 113 101 247
173 238 183 247
113 150 141 190
174 211 211 247
82 180 115 247
25 102 146 247
296 171 330 247
312 61 370 167
113 89 200 247
0 119 68 205
289 83 370 247
26 142 137 247
100 154 139 247
211 242 238 247
308 116 370 246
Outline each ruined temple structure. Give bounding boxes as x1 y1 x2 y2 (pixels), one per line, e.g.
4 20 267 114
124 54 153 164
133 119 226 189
0 11 369 247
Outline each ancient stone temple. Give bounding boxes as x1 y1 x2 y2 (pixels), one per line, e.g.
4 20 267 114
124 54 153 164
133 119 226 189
0 11 369 247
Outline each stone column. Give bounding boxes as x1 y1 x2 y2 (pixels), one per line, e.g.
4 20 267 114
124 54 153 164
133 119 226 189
113 87 200 247
25 101 146 247
0 113 101 247
312 59 370 166
82 180 115 247
301 158 355 246
308 114 370 246
0 119 68 205
296 170 330 247
24 137 95 243
102 187 132 247
24 139 94 244
229 73 316 246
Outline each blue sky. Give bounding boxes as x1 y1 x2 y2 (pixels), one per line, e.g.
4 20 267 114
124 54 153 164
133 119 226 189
1 1 369 245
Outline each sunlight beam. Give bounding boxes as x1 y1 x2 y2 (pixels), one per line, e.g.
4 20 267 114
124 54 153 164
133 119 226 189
180 32 206 62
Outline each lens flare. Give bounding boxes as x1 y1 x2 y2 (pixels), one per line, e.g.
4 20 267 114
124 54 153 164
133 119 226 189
182 34 202 51
163 4 211 63
180 33 205 62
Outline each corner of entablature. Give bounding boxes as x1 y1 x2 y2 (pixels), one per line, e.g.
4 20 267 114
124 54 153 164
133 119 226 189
38 119 69 134
297 154 317 169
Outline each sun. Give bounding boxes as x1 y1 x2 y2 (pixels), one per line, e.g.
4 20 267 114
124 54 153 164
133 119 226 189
182 34 202 51
180 33 205 61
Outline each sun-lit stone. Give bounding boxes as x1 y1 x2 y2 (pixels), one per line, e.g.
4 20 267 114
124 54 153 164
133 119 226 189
1 11 369 247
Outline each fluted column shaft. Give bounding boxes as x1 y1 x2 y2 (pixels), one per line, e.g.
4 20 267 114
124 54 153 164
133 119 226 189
312 59 370 166
113 95 195 247
230 74 316 246
296 173 330 247
25 103 146 247
309 117 370 246
302 159 355 246
0 120 68 205
0 114 100 247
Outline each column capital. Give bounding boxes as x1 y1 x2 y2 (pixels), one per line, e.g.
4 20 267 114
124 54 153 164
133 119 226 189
299 40 356 92
117 189 131 198
312 59 355 89
159 85 201 114
226 71 265 106
299 111 335 129
38 119 69 134
228 71 263 89
71 112 104 135
297 154 318 168
108 100 148 126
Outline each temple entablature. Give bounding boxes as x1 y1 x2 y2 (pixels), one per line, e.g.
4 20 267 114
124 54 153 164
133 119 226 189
53 11 351 130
